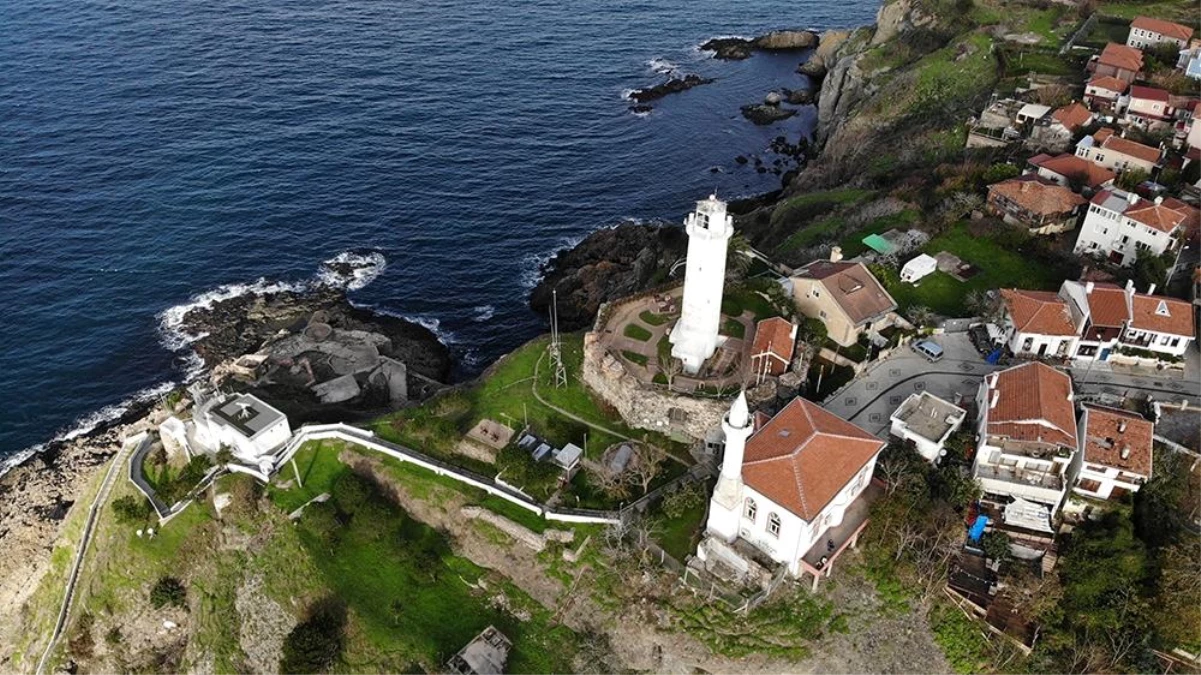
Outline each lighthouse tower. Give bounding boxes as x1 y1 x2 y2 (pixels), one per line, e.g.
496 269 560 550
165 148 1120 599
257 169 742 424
670 194 734 374
706 391 754 543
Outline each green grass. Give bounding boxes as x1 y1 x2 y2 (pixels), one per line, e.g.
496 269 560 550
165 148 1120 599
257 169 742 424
720 287 783 321
1097 0 1197 22
879 222 1060 316
778 215 847 252
622 323 652 341
621 349 649 367
1000 47 1079 77
720 318 746 339
929 601 994 674
650 498 709 561
837 209 921 258
670 587 837 660
639 310 670 326
769 188 874 230
1078 16 1131 48
909 33 998 116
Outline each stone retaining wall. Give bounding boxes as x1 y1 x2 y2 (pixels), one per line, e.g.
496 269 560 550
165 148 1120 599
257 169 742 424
461 506 574 552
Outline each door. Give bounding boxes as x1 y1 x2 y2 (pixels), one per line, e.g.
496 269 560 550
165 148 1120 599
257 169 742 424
1037 343 1048 357
1099 348 1110 361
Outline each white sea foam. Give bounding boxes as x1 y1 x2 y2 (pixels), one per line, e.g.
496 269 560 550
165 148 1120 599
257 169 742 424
646 57 679 75
620 88 637 102
316 250 387 291
631 108 652 119
473 305 495 322
156 277 307 350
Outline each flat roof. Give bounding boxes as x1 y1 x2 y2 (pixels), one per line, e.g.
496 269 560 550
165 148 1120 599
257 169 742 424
209 393 287 439
891 391 966 443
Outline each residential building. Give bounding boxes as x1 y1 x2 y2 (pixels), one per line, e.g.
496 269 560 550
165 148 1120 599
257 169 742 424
789 254 898 347
1179 45 1201 80
750 316 797 382
671 194 735 374
1187 106 1201 151
889 392 968 463
1084 75 1129 110
1074 405 1154 501
1087 43 1144 85
1075 131 1162 174
1051 102 1094 133
986 175 1086 235
701 394 885 583
193 392 292 468
999 288 1080 359
1029 102 1094 152
1124 85 1174 131
1026 153 1116 191
1126 16 1194 50
974 362 1078 533
1073 189 1186 266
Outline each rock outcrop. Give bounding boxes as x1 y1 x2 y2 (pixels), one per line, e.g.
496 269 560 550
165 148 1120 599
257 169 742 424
741 103 798 125
702 29 820 60
529 223 686 330
627 74 715 104
700 37 755 60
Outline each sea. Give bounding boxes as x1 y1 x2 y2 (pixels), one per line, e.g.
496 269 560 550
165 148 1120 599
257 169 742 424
0 0 881 468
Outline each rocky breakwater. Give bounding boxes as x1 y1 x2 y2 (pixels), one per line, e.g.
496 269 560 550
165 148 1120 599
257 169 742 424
627 74 715 113
701 29 820 60
529 223 686 330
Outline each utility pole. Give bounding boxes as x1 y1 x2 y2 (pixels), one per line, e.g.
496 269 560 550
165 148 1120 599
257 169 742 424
549 289 568 388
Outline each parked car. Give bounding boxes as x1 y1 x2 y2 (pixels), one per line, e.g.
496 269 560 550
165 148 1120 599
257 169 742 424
912 339 944 362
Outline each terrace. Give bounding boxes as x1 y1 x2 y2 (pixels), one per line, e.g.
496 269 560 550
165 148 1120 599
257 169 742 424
797 481 881 591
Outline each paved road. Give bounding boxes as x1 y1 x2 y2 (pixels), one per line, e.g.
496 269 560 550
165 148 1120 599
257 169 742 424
822 332 1201 439
36 433 147 675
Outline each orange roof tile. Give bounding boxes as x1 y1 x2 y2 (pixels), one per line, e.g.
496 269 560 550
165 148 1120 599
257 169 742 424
1035 154 1116 189
1081 405 1154 477
1124 202 1187 234
1094 127 1116 144
1129 294 1193 336
1098 43 1145 73
1083 283 1130 327
988 177 1085 217
1129 85 1170 102
1131 16 1194 42
751 317 796 364
985 363 1077 449
1100 135 1161 164
1002 288 1077 336
1087 75 1129 94
742 398 885 521
1052 102 1093 131
795 261 897 325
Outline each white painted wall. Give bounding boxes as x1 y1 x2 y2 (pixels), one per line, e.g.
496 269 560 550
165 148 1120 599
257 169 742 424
1073 203 1176 266
1074 461 1147 500
671 196 733 374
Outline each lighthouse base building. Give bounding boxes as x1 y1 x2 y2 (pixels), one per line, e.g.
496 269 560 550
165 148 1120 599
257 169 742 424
696 394 885 589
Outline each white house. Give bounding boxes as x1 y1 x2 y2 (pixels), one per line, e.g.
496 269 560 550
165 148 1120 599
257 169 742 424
1074 405 1154 501
1060 279 1195 363
889 392 968 463
701 394 884 586
1126 16 1194 50
1075 130 1162 174
974 363 1078 533
999 288 1081 359
1124 85 1174 131
671 194 734 374
900 254 938 284
1084 75 1129 110
193 393 292 471
1073 189 1187 266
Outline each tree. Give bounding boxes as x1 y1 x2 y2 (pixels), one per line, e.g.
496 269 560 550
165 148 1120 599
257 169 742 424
797 317 828 350
1116 168 1149 191
979 530 1012 565
280 597 347 674
1150 541 1201 649
907 304 936 329
112 495 154 524
726 233 754 281
149 576 187 609
1130 251 1170 293
628 444 665 495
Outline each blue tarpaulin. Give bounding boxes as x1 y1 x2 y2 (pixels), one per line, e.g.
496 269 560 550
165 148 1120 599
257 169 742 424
968 515 989 542
986 348 1003 364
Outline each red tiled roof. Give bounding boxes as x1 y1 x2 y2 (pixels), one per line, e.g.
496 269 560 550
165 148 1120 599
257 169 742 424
795 261 897 325
1131 16 1194 42
985 363 1077 449
1035 154 1116 189
1125 202 1187 233
1081 405 1154 477
1052 102 1093 131
1129 85 1170 102
1083 283 1130 327
1086 75 1129 94
751 317 796 370
1100 135 1161 164
1093 127 1116 144
1129 293 1193 336
742 398 885 521
1098 43 1145 73
1002 288 1077 336
988 176 1085 217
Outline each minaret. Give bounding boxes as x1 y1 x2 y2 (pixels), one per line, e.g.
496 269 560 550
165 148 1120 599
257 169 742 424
670 194 734 374
706 391 755 543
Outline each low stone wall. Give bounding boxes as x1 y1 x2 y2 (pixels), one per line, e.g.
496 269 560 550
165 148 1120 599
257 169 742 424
461 506 573 552
580 332 727 441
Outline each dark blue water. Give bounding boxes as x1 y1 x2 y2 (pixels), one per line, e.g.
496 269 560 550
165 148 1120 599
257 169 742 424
0 0 880 462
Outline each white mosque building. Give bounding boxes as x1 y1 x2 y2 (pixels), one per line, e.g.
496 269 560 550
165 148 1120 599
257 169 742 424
670 194 735 374
698 393 885 585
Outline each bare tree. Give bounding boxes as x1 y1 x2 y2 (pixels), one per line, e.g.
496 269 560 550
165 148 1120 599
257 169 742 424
629 444 665 495
663 358 682 391
907 304 936 329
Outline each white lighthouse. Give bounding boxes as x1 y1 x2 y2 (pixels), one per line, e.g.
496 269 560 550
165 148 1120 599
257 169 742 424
706 391 754 542
670 194 734 374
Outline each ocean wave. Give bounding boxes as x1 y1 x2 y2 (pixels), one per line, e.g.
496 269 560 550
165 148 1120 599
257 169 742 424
620 88 637 102
646 57 679 75
351 301 460 346
316 250 387 291
473 305 495 322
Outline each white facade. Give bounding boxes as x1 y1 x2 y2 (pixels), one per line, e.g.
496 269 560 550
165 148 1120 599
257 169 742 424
670 195 734 374
193 393 292 468
889 392 967 463
1075 135 1160 174
1127 25 1190 50
1073 190 1179 266
1075 461 1148 500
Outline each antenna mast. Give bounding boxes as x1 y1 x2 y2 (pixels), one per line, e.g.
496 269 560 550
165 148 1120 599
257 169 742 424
549 289 568 388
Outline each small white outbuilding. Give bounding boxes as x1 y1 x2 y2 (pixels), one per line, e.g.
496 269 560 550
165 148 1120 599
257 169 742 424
900 254 938 284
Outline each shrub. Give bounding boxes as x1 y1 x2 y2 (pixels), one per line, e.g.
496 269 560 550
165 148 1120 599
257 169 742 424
112 495 154 524
661 482 705 519
149 576 187 610
280 598 348 674
980 530 1012 564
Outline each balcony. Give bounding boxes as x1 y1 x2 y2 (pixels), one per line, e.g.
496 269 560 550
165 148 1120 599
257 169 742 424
976 464 1065 504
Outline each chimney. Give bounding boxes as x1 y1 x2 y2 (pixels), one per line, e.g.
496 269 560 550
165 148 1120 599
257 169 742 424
990 389 1000 409
1128 192 1140 205
1125 279 1135 295
1085 281 1095 294
1154 195 1164 205
1147 283 1157 296
830 246 843 263
1118 420 1128 433
1120 446 1131 460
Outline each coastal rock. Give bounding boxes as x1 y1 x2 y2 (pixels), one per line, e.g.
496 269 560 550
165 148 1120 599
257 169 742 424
700 37 754 60
782 87 815 105
529 223 687 330
872 0 936 46
797 58 828 79
627 74 715 104
740 103 798 125
753 29 820 51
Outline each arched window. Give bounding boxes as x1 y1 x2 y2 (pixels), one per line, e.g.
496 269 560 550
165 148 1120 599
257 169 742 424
743 498 757 522
767 512 781 537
